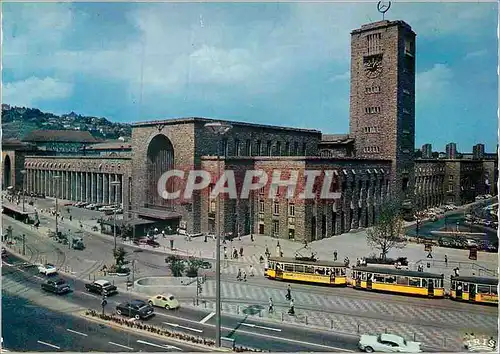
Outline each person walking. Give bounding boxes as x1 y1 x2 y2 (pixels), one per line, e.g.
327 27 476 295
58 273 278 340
286 284 291 300
333 250 338 261
288 298 295 315
237 269 242 281
243 271 247 282
249 264 255 277
444 255 448 267
268 298 274 314
239 246 244 258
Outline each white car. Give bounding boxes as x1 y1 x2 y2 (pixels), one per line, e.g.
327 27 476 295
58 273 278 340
358 334 421 353
38 263 57 276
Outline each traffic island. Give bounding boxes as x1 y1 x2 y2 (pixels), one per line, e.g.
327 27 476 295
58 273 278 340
81 309 264 352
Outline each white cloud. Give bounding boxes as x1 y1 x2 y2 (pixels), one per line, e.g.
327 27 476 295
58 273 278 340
464 49 488 60
329 71 350 83
416 64 453 103
3 77 73 107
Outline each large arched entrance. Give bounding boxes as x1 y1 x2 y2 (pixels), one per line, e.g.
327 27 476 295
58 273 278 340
147 135 174 208
3 155 12 190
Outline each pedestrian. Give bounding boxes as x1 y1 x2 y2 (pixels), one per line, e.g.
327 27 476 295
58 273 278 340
288 298 295 315
237 269 242 281
238 232 241 241
444 255 448 267
286 284 291 300
333 250 338 261
251 234 254 242
268 298 274 313
249 264 255 276
356 258 360 266
243 271 247 282
239 246 244 257
224 247 228 259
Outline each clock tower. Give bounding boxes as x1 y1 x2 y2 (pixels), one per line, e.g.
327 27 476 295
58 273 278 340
349 20 416 210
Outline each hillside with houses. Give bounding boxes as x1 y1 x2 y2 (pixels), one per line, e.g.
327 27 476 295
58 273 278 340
1 104 131 141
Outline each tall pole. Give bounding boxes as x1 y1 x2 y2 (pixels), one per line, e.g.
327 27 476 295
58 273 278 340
215 139 222 347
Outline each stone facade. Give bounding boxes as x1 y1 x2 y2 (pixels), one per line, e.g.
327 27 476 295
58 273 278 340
349 20 416 208
199 156 392 242
23 156 131 206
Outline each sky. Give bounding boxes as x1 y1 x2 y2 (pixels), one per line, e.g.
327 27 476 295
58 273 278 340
2 2 498 152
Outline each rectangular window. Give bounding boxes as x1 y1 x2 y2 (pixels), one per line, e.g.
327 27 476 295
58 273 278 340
295 265 304 273
365 86 380 94
449 175 454 180
284 263 293 272
273 220 280 236
365 107 381 114
366 33 382 55
477 285 491 294
293 142 299 155
374 274 385 283
234 139 240 156
288 203 295 216
259 200 265 213
222 138 229 156
267 141 272 156
273 200 280 215
256 140 261 156
245 139 252 156
276 141 282 156
448 183 454 192
304 266 314 274
285 142 290 156
259 186 265 195
396 276 409 286
409 278 421 287
302 142 307 155
210 200 216 212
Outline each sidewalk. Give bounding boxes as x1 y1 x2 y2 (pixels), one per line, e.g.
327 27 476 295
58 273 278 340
29 196 499 278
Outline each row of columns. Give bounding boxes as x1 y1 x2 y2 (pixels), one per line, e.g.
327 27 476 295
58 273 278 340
415 175 444 210
25 169 123 205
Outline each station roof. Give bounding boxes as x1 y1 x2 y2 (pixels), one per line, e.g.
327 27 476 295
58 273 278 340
23 130 98 143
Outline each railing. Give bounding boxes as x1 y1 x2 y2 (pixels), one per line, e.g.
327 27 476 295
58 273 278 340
415 259 497 277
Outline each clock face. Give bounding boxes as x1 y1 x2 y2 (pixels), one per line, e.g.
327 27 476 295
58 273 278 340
364 58 382 78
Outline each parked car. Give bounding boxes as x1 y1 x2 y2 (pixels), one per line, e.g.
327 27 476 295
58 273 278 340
72 237 85 250
41 278 71 294
358 334 421 353
85 279 118 296
85 203 96 209
148 294 180 310
38 263 57 276
133 238 160 248
116 300 154 320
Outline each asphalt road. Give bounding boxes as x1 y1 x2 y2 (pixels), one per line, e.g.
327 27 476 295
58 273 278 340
2 251 360 352
1 291 204 352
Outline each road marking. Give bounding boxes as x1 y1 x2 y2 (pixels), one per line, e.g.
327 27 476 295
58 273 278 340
80 292 99 299
162 322 203 333
66 329 88 337
108 342 134 351
239 322 282 332
136 339 181 350
37 340 60 350
199 311 215 324
154 312 355 352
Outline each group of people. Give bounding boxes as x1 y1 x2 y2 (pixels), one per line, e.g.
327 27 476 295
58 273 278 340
236 265 255 281
268 284 295 316
224 246 245 260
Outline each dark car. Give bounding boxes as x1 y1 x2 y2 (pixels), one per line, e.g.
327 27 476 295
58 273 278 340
41 278 71 294
85 279 118 296
133 238 160 248
116 300 154 320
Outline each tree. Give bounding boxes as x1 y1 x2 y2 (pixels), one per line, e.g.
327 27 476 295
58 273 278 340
165 255 185 277
185 258 204 278
113 247 130 272
366 198 407 260
120 223 133 239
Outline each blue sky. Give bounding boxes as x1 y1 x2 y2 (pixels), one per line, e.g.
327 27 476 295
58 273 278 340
2 2 498 152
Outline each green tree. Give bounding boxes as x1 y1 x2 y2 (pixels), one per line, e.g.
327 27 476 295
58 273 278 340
113 247 130 272
366 198 407 260
165 255 185 277
185 257 204 278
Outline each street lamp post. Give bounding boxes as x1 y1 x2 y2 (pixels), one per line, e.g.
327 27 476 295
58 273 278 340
53 175 61 237
111 180 121 257
20 170 26 213
204 122 232 348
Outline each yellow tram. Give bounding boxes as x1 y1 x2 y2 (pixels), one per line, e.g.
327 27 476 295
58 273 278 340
450 275 498 305
351 266 445 297
265 257 348 286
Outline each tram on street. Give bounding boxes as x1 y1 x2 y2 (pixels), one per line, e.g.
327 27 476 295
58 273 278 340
450 275 498 305
350 266 445 297
265 257 348 286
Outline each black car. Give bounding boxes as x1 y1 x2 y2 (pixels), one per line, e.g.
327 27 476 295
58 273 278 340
116 300 154 320
41 279 71 294
85 279 118 296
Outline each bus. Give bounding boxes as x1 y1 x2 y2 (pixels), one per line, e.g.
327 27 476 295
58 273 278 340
450 275 498 305
265 257 348 286
351 265 445 297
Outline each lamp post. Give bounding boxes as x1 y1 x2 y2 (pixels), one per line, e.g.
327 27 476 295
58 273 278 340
53 175 61 237
111 180 121 256
20 170 26 213
204 121 232 348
